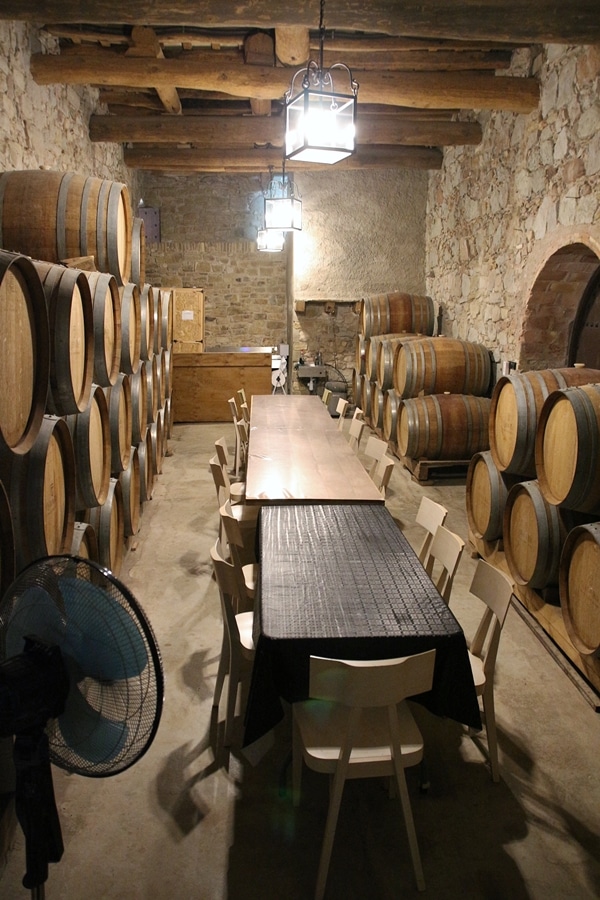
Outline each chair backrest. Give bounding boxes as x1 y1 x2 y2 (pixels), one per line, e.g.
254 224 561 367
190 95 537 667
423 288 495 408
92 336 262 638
237 387 247 407
210 540 243 645
218 501 253 609
322 387 332 408
469 560 513 681
209 454 231 506
353 407 364 421
240 401 250 424
364 435 388 478
308 649 436 708
228 396 239 422
336 398 349 430
347 416 365 453
425 525 465 604
374 456 395 495
215 436 230 471
415 496 448 564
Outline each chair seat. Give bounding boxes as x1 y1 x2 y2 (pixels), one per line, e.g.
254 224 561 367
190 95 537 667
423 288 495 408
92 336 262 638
230 481 246 503
468 651 485 692
294 699 424 776
242 562 258 598
236 611 255 655
232 503 259 525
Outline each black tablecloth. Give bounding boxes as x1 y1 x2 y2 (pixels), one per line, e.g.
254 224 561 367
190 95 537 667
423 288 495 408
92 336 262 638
244 503 481 746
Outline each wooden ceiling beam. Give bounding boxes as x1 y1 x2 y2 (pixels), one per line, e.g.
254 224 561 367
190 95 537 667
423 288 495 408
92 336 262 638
275 27 310 66
31 48 539 112
89 112 482 147
4 1 600 44
125 26 181 114
123 143 444 171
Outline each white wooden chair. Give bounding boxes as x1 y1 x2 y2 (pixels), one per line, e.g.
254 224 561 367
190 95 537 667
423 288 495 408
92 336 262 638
215 436 245 502
209 455 258 548
219 499 258 602
293 650 436 898
466 560 514 782
363 435 388 480
415 496 448 565
227 397 243 477
210 540 255 747
374 455 395 496
424 524 464 605
336 397 349 430
322 387 332 408
347 416 365 454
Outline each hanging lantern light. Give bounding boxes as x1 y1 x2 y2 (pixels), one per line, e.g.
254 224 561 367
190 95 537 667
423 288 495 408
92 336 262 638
284 0 359 165
264 172 302 232
256 228 286 252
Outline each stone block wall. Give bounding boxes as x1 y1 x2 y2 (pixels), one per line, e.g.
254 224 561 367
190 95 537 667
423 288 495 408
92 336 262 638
426 44 600 372
144 240 288 350
0 21 132 188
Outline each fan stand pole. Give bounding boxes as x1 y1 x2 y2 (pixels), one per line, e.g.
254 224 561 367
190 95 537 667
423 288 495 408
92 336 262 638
14 727 64 897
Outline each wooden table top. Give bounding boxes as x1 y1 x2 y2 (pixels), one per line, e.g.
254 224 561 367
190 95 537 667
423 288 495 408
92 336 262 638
244 394 384 504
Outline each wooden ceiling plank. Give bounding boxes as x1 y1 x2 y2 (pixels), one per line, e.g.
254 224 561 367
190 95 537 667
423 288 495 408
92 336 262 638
89 112 482 147
123 143 444 171
126 25 182 114
5 1 600 44
31 49 539 112
275 26 310 66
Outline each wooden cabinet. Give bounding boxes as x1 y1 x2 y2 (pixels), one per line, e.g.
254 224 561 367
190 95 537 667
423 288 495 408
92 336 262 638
172 352 272 422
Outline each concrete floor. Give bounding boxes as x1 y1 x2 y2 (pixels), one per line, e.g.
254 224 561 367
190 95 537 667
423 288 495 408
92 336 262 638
1 419 600 900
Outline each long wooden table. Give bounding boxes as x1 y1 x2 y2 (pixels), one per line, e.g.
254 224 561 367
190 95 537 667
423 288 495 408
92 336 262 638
244 503 481 746
245 395 384 504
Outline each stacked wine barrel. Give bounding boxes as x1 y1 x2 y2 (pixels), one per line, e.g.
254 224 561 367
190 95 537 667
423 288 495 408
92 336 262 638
466 365 600 667
0 169 173 583
354 292 493 476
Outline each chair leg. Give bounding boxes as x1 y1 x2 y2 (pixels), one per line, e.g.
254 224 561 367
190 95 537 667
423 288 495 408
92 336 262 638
392 756 426 892
315 766 347 900
224 654 240 747
212 632 230 711
483 686 501 783
292 714 302 807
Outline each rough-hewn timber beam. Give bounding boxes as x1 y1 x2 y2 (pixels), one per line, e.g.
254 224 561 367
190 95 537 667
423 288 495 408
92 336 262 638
89 113 482 147
3 2 600 44
123 144 444 171
126 26 181 114
31 50 540 112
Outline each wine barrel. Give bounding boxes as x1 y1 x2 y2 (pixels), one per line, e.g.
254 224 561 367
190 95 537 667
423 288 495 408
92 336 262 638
118 282 141 376
163 347 173 402
130 365 148 444
66 384 111 509
503 480 565 589
138 430 154 502
359 292 434 339
160 288 173 349
490 367 600 476
397 394 491 460
466 450 519 542
394 337 491 399
103 373 132 475
70 520 99 562
152 288 163 354
0 250 50 454
0 170 132 285
382 389 401 444
83 271 122 387
536 383 600 514
359 373 372 423
376 333 422 390
35 261 94 416
119 445 141 537
139 284 155 360
88 477 124 576
0 478 15 595
370 382 385 431
131 216 146 287
355 333 366 376
9 415 76 571
144 355 159 426
559 522 600 657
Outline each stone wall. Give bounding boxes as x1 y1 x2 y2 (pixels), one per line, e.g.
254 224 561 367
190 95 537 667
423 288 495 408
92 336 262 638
426 44 600 372
144 240 288 350
0 20 132 188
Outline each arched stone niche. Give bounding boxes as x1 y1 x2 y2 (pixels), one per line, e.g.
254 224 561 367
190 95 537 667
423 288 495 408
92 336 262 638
519 227 600 371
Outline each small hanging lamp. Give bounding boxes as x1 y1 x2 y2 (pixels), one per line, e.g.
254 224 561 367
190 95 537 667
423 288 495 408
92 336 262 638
284 0 359 165
263 167 302 232
256 228 286 252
